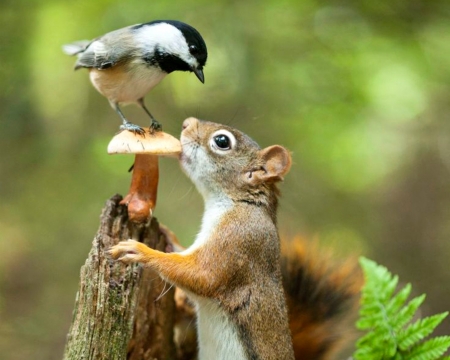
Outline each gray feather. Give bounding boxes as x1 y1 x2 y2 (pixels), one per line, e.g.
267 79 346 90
62 40 91 56
69 27 137 71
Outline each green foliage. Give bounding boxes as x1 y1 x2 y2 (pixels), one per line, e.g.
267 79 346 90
2 0 450 359
355 257 450 360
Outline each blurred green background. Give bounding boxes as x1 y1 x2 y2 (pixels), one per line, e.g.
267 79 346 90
1 0 449 359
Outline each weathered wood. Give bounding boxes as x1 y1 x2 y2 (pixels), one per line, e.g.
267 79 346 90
128 217 176 360
63 194 176 360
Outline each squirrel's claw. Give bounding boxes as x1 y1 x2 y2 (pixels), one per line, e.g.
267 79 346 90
118 253 140 263
109 239 142 263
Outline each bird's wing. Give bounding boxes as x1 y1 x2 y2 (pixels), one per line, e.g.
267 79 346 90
73 28 135 70
62 40 91 56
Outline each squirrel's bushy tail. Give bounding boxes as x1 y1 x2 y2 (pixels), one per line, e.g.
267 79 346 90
280 236 363 360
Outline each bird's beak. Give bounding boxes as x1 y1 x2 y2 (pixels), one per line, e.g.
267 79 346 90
192 67 205 84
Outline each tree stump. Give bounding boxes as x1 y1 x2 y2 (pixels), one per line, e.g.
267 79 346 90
63 194 176 360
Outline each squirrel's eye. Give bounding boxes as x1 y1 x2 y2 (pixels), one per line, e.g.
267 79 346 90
214 135 230 149
209 129 236 154
189 45 198 54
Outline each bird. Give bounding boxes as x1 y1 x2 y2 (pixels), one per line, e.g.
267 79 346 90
63 20 208 135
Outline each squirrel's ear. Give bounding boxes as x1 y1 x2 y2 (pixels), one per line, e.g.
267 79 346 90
246 145 292 185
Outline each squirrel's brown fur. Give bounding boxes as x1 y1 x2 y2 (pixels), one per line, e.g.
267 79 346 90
281 237 362 359
111 118 363 360
172 236 362 360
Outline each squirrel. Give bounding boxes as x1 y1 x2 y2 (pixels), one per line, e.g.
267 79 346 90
110 117 362 360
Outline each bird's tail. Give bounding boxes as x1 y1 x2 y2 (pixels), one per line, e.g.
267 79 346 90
280 236 363 360
61 40 90 56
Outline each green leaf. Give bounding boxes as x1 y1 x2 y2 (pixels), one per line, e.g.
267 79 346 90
386 283 412 315
393 294 426 332
407 336 450 360
357 310 385 330
398 312 449 351
353 257 450 360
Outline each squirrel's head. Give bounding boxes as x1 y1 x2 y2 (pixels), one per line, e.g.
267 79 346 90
180 117 292 205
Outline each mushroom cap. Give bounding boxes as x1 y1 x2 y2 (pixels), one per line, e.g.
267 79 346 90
108 129 181 157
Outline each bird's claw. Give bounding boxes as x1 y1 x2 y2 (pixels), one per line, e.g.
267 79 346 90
119 123 146 136
149 119 162 133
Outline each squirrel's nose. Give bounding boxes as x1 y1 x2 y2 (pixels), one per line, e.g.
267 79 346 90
182 117 198 131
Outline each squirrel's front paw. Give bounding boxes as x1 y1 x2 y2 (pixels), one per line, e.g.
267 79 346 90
109 239 144 264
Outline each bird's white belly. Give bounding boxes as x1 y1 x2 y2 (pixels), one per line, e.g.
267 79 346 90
194 296 248 360
89 64 167 104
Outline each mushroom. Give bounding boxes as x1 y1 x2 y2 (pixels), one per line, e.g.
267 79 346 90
108 129 181 223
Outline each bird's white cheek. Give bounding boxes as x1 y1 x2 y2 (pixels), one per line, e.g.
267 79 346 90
183 56 198 69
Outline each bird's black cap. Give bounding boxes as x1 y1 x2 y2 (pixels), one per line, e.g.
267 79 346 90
133 20 208 68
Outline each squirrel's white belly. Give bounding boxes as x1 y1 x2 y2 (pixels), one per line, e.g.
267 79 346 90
194 296 247 360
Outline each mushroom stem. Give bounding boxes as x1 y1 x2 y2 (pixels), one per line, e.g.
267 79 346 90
120 154 159 223
107 128 180 224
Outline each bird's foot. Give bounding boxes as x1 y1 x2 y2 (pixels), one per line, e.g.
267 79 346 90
149 119 162 133
119 122 146 137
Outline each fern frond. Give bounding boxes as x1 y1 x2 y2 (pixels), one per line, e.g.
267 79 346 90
393 294 426 332
398 313 449 350
386 283 411 315
408 336 450 360
354 257 450 360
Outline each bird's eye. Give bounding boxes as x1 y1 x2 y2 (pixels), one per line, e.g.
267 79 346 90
214 135 230 149
209 130 236 154
189 44 198 54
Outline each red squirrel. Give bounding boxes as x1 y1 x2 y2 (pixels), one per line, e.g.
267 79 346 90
110 117 362 359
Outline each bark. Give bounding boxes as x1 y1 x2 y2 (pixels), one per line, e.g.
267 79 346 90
63 194 176 360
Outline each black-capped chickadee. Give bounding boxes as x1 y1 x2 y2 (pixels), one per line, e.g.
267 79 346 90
63 20 207 135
